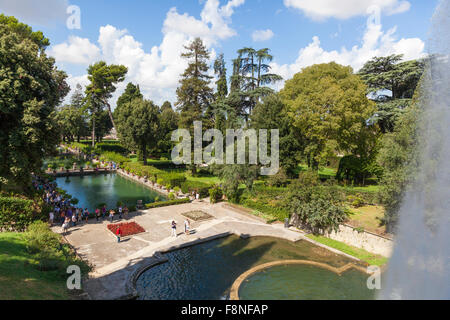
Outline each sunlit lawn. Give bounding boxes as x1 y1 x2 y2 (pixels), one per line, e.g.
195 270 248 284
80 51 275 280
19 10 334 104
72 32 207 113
347 205 386 235
306 234 389 266
0 233 70 300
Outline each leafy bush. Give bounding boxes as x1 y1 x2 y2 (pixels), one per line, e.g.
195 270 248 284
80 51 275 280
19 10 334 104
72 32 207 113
168 192 175 200
24 221 90 274
298 170 320 187
145 198 190 209
25 221 61 255
180 181 210 198
285 185 348 235
347 195 365 208
99 151 130 165
0 196 36 232
209 185 223 204
95 142 128 154
267 168 289 187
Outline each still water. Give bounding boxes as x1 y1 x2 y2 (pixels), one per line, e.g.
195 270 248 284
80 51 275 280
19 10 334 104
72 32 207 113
136 235 374 300
55 173 166 211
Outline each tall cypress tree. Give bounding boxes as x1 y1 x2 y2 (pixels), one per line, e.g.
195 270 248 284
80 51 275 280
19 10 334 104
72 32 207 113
175 38 213 131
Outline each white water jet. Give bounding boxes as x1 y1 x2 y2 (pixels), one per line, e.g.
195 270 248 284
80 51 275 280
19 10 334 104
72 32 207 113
379 0 450 300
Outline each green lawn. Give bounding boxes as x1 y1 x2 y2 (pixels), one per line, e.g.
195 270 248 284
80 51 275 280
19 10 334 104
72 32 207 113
185 175 221 185
306 234 389 266
339 185 381 193
0 233 72 300
347 205 386 235
296 164 337 178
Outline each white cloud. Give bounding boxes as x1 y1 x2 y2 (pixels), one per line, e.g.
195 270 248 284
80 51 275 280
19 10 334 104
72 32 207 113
54 0 245 107
270 19 425 89
48 36 101 65
284 0 411 20
252 29 274 42
0 0 68 26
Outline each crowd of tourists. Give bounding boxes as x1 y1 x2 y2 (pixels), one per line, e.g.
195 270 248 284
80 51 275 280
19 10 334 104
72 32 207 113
32 175 129 235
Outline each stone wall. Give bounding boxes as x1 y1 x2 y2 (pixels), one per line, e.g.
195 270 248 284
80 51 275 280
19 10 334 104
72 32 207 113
326 224 393 257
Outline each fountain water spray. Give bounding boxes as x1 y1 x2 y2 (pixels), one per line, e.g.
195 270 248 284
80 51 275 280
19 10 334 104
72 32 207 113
380 0 450 300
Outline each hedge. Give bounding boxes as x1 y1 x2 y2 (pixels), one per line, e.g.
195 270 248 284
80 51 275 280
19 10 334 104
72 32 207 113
180 181 211 198
0 196 36 232
122 162 186 187
99 151 130 165
145 198 190 209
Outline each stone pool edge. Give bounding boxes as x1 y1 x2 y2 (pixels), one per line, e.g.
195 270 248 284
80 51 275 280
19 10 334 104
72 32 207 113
229 260 370 300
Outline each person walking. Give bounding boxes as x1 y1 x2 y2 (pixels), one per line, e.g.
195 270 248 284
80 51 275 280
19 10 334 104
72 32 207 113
95 208 100 222
72 213 77 227
184 219 190 235
116 226 122 243
109 209 115 223
49 211 54 225
123 206 129 220
62 217 70 235
84 208 89 223
118 205 123 219
171 220 177 237
102 205 107 219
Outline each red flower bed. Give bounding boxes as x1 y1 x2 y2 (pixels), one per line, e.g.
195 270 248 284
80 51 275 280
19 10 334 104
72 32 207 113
107 221 145 237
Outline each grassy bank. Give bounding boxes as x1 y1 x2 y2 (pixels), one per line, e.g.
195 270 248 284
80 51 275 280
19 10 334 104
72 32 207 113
0 232 87 300
306 234 389 266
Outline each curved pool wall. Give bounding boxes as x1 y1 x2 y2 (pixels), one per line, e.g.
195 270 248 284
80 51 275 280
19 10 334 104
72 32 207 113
55 173 166 212
235 262 373 300
135 235 373 300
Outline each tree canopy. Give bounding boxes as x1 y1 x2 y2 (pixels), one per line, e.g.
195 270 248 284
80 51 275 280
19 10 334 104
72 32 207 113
280 62 377 170
85 61 127 147
0 16 69 191
359 54 425 133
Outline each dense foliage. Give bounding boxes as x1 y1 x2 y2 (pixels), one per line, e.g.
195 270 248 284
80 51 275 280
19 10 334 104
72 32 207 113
0 15 69 191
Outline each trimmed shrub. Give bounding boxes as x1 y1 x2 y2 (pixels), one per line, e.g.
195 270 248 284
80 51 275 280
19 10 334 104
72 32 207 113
209 186 223 204
168 192 175 200
99 151 130 165
145 198 190 209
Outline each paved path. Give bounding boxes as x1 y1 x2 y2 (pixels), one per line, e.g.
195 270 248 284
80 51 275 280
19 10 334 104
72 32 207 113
52 201 355 300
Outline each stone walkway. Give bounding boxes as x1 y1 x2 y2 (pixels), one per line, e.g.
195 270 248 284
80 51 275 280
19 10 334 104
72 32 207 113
52 201 358 300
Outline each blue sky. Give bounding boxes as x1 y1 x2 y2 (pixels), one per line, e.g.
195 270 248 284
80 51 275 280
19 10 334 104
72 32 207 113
0 0 440 107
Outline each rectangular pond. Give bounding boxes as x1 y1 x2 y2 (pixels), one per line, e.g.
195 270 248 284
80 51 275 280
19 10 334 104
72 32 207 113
55 173 166 212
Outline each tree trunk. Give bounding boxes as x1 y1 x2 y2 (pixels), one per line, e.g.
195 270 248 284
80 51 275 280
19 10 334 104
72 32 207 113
142 143 147 165
92 117 96 148
104 100 116 132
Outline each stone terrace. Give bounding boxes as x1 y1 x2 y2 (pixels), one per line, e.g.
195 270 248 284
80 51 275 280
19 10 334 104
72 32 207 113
52 201 359 300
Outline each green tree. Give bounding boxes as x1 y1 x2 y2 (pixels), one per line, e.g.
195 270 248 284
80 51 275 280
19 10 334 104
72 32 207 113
115 99 160 165
235 47 282 117
85 61 127 147
376 75 425 232
214 53 228 100
251 94 301 177
115 82 142 111
285 182 347 235
214 164 258 203
280 62 376 170
176 38 214 130
0 15 69 191
158 101 179 156
359 54 425 133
